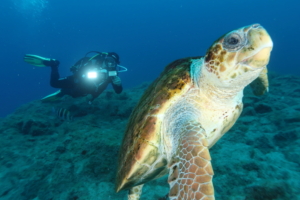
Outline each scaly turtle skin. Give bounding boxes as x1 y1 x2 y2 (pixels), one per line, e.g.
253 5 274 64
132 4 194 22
115 24 273 200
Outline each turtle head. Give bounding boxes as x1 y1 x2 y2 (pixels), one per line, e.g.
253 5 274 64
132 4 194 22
204 24 273 91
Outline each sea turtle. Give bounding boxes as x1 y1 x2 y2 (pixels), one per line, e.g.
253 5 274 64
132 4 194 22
115 24 273 200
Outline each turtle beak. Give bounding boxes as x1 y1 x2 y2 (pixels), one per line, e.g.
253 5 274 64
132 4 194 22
238 24 273 70
240 46 272 70
244 24 272 95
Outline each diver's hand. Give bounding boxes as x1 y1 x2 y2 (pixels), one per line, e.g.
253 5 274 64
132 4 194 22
112 76 122 86
43 59 60 67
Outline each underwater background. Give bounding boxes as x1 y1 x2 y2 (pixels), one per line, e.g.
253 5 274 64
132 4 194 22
0 0 300 117
0 0 300 200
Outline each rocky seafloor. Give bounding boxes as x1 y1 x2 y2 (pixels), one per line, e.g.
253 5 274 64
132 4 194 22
0 72 299 200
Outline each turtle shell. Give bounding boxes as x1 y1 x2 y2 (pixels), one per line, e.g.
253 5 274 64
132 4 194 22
115 56 202 192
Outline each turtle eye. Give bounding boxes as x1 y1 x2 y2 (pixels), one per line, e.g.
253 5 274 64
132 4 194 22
227 36 239 45
223 32 246 51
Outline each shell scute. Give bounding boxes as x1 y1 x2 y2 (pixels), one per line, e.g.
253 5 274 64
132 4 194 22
116 56 201 191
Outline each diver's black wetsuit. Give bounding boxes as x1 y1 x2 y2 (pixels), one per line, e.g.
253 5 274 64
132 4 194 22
50 65 122 100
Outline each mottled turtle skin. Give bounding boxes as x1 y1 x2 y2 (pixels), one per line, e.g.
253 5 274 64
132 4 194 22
116 24 273 200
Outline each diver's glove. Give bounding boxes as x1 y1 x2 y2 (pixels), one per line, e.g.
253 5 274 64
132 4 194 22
43 59 60 67
112 76 122 86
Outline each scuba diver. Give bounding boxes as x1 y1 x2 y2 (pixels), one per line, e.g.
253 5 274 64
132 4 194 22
24 51 127 102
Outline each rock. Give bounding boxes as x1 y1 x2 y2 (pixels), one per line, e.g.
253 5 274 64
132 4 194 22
254 103 273 113
273 128 299 148
0 74 300 200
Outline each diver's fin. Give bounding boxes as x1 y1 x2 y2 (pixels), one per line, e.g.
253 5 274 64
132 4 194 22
41 90 63 102
24 54 51 67
250 66 269 96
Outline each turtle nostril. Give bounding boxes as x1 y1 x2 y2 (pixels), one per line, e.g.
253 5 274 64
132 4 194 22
252 24 260 29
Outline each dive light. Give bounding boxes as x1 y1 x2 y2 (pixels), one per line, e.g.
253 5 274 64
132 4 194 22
83 65 127 80
87 71 98 79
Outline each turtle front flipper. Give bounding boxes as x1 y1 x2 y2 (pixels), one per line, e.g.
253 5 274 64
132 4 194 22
168 121 214 200
250 66 269 96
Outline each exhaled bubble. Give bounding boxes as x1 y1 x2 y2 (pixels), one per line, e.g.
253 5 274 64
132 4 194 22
12 0 48 17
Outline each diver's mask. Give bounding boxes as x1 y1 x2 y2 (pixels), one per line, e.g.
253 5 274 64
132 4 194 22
104 56 117 77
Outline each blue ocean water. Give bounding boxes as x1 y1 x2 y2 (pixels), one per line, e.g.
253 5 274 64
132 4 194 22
0 0 299 117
